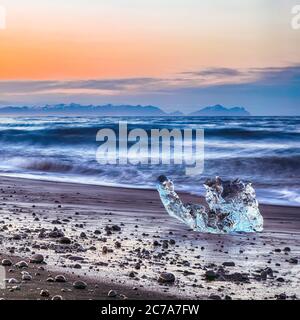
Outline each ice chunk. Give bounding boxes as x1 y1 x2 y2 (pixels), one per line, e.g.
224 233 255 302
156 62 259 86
157 175 263 234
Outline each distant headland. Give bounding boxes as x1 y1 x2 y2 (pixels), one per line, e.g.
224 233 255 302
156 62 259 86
0 103 251 116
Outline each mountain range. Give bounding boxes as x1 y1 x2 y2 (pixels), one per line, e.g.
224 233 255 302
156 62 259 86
0 103 251 116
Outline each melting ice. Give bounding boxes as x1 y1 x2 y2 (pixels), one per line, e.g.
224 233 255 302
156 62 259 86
157 176 263 234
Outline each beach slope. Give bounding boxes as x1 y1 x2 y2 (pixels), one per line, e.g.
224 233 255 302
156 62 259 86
0 176 299 300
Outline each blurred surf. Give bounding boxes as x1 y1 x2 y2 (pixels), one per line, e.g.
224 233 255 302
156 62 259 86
0 116 299 206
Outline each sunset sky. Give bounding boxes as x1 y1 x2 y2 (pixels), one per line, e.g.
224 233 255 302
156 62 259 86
0 0 299 114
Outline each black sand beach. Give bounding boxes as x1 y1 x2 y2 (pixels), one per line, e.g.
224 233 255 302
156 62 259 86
0 176 299 300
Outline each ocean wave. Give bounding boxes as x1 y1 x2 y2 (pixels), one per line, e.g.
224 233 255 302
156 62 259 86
0 115 299 205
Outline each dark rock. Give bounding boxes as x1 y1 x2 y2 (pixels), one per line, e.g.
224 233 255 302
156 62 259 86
40 289 50 297
158 272 175 284
55 275 67 283
73 280 87 289
205 270 217 281
276 293 287 300
222 262 235 267
59 237 71 244
15 261 28 269
289 258 298 264
108 290 117 298
30 254 44 264
115 241 121 249
1 259 12 266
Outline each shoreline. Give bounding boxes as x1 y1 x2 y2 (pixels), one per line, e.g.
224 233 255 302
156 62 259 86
0 175 299 300
0 173 299 208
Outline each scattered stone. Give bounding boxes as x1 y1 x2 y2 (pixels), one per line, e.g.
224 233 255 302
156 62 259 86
115 241 121 248
289 258 298 264
108 290 117 298
55 275 67 283
158 272 175 284
135 263 141 270
112 225 121 232
261 267 273 280
73 280 87 289
276 293 287 300
129 271 136 278
162 240 169 249
8 278 18 284
22 274 32 281
40 289 50 297
46 277 55 282
1 259 12 266
15 261 28 269
205 270 217 281
59 236 71 244
30 254 44 264
222 262 235 267
102 246 108 254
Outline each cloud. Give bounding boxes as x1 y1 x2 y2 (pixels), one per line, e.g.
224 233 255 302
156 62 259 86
0 78 161 94
0 65 299 115
181 67 242 77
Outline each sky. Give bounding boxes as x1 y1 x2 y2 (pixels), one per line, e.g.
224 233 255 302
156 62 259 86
0 0 299 115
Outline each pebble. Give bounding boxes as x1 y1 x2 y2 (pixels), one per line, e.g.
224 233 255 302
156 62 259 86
111 225 121 232
40 289 50 297
80 232 87 238
15 261 28 269
222 262 235 267
59 236 71 244
22 274 32 281
30 254 44 264
46 277 55 282
277 293 287 300
289 258 298 264
8 278 18 284
115 241 121 248
1 259 12 266
108 290 117 297
73 280 87 289
55 275 67 283
158 272 175 284
102 246 108 254
205 270 217 281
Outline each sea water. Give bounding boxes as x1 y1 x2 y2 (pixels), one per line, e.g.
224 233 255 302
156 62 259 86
0 116 299 206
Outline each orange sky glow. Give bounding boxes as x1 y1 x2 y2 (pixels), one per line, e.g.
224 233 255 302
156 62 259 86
1 0 299 80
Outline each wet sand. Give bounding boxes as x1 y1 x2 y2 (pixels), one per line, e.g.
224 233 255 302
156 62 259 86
0 176 299 300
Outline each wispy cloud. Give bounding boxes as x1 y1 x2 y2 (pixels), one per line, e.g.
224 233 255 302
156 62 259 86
181 67 242 77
